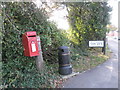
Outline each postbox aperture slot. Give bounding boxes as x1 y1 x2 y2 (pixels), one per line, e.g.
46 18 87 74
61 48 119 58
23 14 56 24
28 35 36 37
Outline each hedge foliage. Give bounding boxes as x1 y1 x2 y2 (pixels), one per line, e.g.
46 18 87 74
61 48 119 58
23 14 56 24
2 2 69 88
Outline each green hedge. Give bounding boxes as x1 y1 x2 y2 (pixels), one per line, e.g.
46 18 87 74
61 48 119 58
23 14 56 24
2 2 69 88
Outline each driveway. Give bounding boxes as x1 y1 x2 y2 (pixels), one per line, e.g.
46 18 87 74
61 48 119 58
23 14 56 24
61 37 118 88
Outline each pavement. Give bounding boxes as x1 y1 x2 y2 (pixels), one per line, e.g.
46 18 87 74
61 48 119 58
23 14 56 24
118 39 120 89
60 37 118 88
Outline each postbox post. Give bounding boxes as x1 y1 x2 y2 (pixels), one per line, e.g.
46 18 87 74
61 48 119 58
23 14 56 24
36 36 44 71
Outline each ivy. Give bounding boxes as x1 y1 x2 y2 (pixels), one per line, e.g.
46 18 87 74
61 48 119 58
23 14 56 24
2 2 69 88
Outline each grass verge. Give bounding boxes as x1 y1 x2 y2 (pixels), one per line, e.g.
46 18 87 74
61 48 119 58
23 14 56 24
71 47 111 72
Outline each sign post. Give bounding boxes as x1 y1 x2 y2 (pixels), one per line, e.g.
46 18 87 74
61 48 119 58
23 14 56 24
36 36 44 71
102 37 106 55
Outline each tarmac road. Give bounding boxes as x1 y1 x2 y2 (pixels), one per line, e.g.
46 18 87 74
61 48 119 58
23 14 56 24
61 37 118 88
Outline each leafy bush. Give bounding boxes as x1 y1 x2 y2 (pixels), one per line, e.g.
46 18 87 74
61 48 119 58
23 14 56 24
2 2 69 88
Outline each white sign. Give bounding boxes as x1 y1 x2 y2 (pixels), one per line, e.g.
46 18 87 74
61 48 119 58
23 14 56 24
89 41 104 47
31 42 36 52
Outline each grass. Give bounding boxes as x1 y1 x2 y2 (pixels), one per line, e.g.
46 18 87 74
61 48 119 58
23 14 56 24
71 47 111 72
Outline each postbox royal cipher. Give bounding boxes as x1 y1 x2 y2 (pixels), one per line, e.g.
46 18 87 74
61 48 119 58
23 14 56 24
22 31 39 57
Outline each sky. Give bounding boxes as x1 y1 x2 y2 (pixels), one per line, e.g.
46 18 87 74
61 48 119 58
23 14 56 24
48 8 69 30
34 0 119 30
108 0 118 28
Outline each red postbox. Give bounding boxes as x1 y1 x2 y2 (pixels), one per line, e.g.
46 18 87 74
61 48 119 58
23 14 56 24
22 31 39 57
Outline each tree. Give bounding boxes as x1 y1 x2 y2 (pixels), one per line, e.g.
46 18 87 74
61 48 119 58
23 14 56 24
64 2 112 51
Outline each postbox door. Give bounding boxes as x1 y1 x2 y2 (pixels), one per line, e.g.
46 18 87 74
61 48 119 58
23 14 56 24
29 38 39 56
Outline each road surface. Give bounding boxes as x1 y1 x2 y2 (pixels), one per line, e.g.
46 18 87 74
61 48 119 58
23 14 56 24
61 37 118 88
